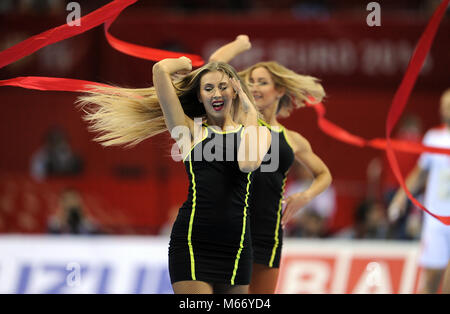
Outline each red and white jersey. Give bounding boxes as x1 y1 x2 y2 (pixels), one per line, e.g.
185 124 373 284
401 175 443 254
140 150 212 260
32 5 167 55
418 126 450 217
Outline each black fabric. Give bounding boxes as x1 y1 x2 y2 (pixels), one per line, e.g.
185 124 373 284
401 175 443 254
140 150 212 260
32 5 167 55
169 125 253 285
249 124 295 268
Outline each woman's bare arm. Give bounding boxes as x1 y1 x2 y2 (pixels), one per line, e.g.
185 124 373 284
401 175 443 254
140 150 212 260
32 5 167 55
281 130 332 226
209 35 251 63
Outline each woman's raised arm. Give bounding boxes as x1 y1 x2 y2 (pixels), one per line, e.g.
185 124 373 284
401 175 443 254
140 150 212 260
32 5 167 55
152 57 194 135
209 35 251 64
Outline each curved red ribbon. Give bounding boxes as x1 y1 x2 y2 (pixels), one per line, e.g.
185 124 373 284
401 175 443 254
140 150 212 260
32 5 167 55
104 15 205 67
305 101 450 156
0 0 138 70
0 0 204 92
0 0 204 71
0 0 138 93
385 0 450 224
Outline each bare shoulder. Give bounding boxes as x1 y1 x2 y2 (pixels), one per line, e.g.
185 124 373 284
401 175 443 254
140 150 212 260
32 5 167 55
284 129 312 154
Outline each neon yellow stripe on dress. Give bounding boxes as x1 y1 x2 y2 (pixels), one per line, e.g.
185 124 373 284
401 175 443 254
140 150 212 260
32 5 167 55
258 119 283 133
187 158 197 280
230 172 252 285
204 123 243 134
282 128 294 151
268 174 288 267
183 127 208 163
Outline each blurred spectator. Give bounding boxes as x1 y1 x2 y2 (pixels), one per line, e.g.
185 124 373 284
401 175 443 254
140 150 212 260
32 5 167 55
353 199 389 239
18 0 64 15
388 89 450 293
291 0 331 20
0 0 14 14
380 114 424 239
30 126 84 181
284 162 336 238
335 198 390 240
360 157 389 239
381 114 423 196
47 188 100 235
336 157 389 239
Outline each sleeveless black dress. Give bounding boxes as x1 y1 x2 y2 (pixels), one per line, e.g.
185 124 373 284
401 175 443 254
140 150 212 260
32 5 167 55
169 124 253 285
248 120 295 268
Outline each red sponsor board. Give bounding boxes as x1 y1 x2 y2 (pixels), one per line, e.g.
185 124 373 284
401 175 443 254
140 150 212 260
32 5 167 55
345 257 405 293
276 240 421 294
277 254 337 293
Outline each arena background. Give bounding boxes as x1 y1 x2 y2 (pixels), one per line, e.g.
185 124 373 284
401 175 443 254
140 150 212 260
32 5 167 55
0 0 449 294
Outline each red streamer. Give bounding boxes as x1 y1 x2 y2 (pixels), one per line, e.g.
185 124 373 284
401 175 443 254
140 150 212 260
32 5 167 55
306 0 450 224
104 15 205 67
305 101 450 156
0 0 448 223
0 0 138 70
0 76 111 92
385 0 450 224
0 0 204 91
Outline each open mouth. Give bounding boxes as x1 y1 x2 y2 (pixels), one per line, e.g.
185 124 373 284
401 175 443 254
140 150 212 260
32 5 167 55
253 94 263 101
212 100 225 111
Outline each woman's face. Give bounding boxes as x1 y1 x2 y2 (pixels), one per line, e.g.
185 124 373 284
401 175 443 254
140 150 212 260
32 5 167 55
249 67 284 111
198 70 235 120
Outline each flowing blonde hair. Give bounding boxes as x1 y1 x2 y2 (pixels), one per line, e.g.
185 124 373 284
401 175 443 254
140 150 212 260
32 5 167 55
77 62 254 147
239 61 325 118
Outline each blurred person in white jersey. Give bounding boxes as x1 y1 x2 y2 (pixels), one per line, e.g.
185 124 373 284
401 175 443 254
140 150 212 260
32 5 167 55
389 89 450 294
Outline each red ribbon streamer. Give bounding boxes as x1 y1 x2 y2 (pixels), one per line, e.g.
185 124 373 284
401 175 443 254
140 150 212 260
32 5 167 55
307 0 450 224
0 76 111 92
385 0 450 224
305 101 450 156
0 0 137 92
0 0 204 71
104 15 205 67
0 0 204 92
0 0 138 70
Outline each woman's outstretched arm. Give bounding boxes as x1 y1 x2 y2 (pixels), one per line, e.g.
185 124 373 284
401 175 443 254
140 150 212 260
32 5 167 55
209 35 251 63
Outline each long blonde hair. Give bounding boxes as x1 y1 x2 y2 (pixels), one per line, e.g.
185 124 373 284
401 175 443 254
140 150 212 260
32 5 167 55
77 62 254 147
239 61 325 118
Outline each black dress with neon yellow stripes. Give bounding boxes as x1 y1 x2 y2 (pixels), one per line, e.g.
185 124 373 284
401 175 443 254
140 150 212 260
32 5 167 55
248 121 295 268
168 124 253 285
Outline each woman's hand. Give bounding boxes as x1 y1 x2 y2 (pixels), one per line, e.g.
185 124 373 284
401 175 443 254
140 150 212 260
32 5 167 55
209 35 251 63
281 192 313 228
230 77 253 113
235 35 251 51
155 56 192 75
175 56 193 72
